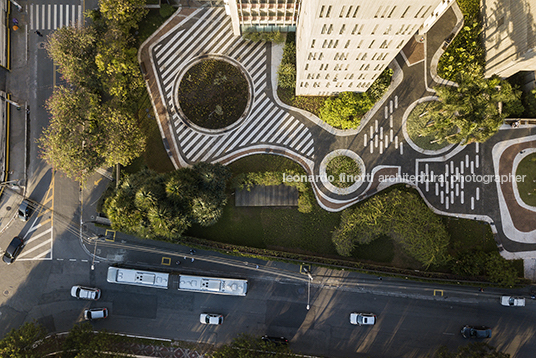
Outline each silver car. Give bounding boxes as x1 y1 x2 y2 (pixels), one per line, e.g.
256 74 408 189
84 308 108 320
200 313 224 325
350 312 377 325
71 286 101 300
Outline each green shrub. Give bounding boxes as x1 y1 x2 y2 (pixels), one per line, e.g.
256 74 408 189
437 0 484 80
332 189 451 268
159 4 175 18
243 31 285 44
278 41 296 90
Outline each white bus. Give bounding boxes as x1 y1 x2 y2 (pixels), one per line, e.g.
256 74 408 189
107 267 169 289
178 275 247 296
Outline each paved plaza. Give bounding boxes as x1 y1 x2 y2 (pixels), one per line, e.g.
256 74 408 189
139 4 536 259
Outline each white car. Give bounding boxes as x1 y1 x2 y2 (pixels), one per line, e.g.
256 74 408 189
71 285 101 300
84 308 108 320
501 296 525 306
200 313 224 325
350 312 376 325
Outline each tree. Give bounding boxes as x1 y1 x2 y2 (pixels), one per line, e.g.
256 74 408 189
435 342 510 358
103 163 231 240
332 189 450 267
39 86 105 182
61 323 123 358
484 252 519 286
419 66 523 144
0 321 46 358
99 0 148 34
45 26 99 89
211 334 295 358
277 41 296 89
319 92 373 129
42 0 149 183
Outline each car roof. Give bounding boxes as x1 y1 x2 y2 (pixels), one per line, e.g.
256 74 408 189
6 237 23 254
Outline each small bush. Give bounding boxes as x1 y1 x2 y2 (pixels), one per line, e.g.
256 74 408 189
243 31 285 44
278 41 296 90
159 4 175 18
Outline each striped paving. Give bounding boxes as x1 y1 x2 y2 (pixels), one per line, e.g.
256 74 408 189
29 4 83 31
150 7 314 165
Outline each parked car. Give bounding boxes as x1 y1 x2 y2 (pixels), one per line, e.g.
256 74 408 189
350 312 376 326
501 296 525 307
84 308 108 321
461 325 492 339
71 286 101 300
2 237 25 264
261 335 289 345
199 313 223 325
18 200 31 221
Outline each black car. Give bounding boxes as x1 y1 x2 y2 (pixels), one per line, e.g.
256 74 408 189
461 325 492 339
261 335 289 345
18 200 31 222
3 237 25 264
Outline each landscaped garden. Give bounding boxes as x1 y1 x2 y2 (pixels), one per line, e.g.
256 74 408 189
516 153 536 206
325 155 361 188
178 59 249 129
405 102 454 151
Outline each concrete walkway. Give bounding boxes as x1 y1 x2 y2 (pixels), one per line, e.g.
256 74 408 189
139 4 536 267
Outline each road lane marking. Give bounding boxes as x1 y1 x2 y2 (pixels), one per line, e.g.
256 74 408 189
161 257 171 266
434 289 443 296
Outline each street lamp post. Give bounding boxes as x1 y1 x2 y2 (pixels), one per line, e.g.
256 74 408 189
302 267 313 310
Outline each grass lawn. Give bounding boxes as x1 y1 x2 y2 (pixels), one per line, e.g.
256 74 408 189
406 102 452 151
124 91 175 175
516 153 536 206
326 155 360 188
443 216 496 255
277 87 328 118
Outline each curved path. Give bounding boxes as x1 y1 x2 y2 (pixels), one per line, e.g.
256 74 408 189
139 5 536 254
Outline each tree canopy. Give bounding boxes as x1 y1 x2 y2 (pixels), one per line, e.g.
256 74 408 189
332 188 450 268
211 334 295 358
40 0 148 182
435 342 510 358
103 163 231 240
0 322 46 358
419 66 523 145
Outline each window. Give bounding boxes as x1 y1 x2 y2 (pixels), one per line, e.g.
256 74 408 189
348 82 353 88
327 24 333 34
319 5 325 18
371 24 378 34
334 64 339 70
371 53 377 60
349 73 354 79
369 40 375 48
381 6 390 18
415 6 425 18
340 24 346 34
388 6 396 18
325 74 330 80
311 39 316 48
380 40 388 49
328 40 333 48
358 25 364 35
397 40 404 48
320 64 324 70
334 40 339 48
325 64 328 71
345 40 350 48
305 64 309 70
364 64 369 71
322 40 327 48
316 73 321 79
357 40 363 48
339 6 345 17
351 24 358 35
308 53 313 60
498 16 505 27
319 53 324 60
384 25 392 35
326 5 332 18
374 6 382 18
346 6 353 17
401 6 410 18
422 6 432 18
361 53 367 61
345 64 349 70
321 24 327 34
352 6 360 17
396 25 404 35
334 53 339 61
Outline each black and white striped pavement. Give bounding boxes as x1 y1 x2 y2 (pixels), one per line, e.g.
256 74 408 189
29 4 83 31
150 7 314 165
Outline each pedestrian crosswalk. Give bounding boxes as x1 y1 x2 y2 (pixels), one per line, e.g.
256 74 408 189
152 7 314 164
363 96 402 155
29 4 83 31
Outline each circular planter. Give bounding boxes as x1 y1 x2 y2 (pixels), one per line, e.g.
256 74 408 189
319 150 366 195
173 55 253 133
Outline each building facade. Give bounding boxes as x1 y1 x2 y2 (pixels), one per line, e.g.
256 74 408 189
482 0 536 79
225 1 453 96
